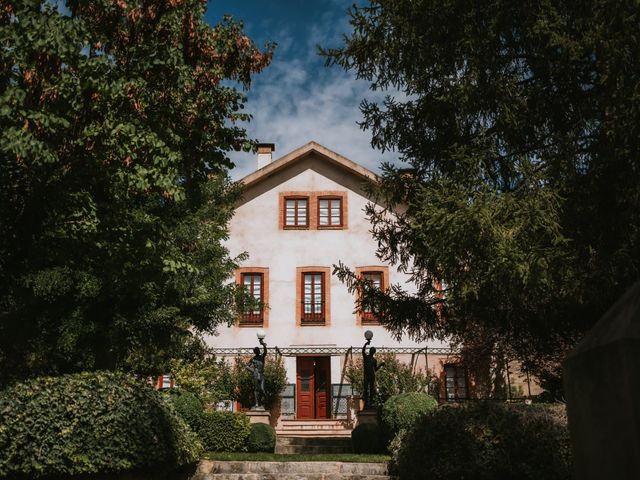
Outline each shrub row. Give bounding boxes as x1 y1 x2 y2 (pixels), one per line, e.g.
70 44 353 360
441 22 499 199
390 401 571 480
0 372 202 479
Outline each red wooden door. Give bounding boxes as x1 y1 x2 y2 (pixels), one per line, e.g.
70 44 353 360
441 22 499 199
314 356 330 418
296 357 315 419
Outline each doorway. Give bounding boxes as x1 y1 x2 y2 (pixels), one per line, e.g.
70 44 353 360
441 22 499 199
296 356 331 419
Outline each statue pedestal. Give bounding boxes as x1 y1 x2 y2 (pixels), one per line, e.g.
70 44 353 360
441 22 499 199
356 409 378 427
246 408 271 425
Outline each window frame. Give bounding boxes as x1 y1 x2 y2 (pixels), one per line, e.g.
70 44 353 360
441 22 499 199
355 266 389 325
235 267 269 327
444 364 468 401
317 196 343 228
240 272 264 325
283 195 309 229
296 267 331 326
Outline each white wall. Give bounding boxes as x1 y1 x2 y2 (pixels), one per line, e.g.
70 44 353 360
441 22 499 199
204 152 447 385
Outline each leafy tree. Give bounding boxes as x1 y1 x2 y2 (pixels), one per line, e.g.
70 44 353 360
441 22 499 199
324 0 640 392
346 352 433 405
169 355 235 405
233 355 287 410
0 0 273 382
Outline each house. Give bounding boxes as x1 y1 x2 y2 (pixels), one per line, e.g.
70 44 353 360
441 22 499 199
204 141 466 422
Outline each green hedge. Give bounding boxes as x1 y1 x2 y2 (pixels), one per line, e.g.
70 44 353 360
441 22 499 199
352 423 385 454
0 371 202 479
390 402 571 480
164 389 204 431
381 392 438 443
247 423 276 453
198 411 251 452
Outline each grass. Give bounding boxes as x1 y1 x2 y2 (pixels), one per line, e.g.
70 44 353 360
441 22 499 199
203 452 390 463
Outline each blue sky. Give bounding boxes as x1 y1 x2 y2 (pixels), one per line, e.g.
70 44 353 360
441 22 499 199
205 0 399 179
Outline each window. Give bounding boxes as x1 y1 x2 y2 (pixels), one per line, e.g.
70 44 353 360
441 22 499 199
361 271 383 324
445 364 467 401
302 272 325 324
284 197 308 228
241 272 263 324
355 266 389 325
318 197 342 227
235 267 269 327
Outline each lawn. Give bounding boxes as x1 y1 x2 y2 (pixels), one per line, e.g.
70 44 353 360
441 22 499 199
203 452 390 463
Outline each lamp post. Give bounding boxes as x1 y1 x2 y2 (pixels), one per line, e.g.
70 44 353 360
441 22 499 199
364 330 373 341
256 329 266 343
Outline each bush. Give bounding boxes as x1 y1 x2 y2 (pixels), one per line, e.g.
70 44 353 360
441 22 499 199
164 389 204 431
233 355 287 410
381 392 438 442
390 402 572 480
169 356 235 405
352 423 385 454
0 371 202 478
346 352 433 406
247 423 276 453
198 411 251 452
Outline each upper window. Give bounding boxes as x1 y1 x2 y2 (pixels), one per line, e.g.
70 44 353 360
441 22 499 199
241 272 264 325
445 364 468 401
284 197 309 228
361 271 383 324
302 272 325 324
318 197 343 227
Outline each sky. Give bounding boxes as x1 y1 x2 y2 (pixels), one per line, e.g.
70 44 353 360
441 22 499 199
204 0 401 179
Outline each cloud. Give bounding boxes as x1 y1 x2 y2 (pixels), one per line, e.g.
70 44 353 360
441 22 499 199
228 5 404 179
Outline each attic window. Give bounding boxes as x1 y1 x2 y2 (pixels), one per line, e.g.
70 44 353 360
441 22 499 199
284 197 309 228
318 197 342 227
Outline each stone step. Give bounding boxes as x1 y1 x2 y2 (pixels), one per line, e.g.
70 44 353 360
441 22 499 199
276 430 353 437
194 461 388 477
277 436 353 446
192 475 390 480
274 444 353 454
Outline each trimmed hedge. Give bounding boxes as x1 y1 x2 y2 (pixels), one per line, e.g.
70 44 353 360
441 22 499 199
164 389 204 431
198 411 251 452
390 402 571 480
247 423 276 453
381 392 438 442
352 422 385 454
0 371 202 479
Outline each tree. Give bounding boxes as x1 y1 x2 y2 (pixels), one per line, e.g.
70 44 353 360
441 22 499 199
0 0 273 382
324 0 640 392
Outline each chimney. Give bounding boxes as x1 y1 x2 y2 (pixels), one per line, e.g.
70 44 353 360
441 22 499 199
257 143 275 169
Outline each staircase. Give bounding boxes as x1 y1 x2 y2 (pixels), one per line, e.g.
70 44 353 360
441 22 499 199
275 435 353 454
276 419 352 437
275 419 353 454
192 461 390 480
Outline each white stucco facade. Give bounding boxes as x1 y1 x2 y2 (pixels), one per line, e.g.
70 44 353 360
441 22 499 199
205 142 455 418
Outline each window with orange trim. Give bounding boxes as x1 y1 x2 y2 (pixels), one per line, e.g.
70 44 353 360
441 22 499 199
301 272 325 324
317 197 342 227
240 272 264 325
361 270 383 324
284 197 309 228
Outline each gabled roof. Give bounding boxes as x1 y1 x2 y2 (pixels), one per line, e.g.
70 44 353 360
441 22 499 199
240 141 378 188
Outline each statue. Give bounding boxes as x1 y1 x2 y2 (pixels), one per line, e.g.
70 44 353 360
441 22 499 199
246 338 267 409
362 337 385 408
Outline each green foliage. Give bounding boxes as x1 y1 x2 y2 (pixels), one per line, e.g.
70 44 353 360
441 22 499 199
169 356 235 405
346 352 432 406
390 402 571 480
325 0 640 388
351 423 385 454
233 354 287 410
198 411 251 453
381 392 438 442
0 0 273 382
163 389 204 432
0 371 202 478
247 423 276 453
